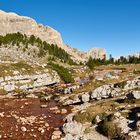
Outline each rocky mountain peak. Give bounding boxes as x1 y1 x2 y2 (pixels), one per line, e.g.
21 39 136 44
0 10 106 62
88 48 106 59
0 10 63 47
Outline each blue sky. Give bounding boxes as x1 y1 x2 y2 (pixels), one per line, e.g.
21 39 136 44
0 0 140 57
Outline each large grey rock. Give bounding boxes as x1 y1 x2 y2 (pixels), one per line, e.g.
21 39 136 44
64 85 79 94
124 78 140 90
61 83 122 105
63 121 84 135
114 112 131 134
4 84 15 92
63 95 81 105
81 92 90 103
61 134 80 140
91 84 121 100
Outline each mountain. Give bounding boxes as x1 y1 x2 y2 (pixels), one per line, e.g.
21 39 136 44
0 10 63 46
0 10 106 62
114 52 140 61
130 52 140 58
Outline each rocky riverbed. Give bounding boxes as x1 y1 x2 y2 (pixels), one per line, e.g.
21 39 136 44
0 98 70 140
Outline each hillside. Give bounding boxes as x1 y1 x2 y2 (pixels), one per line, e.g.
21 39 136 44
0 32 76 64
0 10 106 63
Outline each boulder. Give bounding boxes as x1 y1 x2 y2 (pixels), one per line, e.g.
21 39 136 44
124 78 140 90
4 84 15 92
114 113 131 134
51 130 62 140
90 84 120 100
21 126 27 132
61 134 73 140
63 121 84 135
63 95 81 106
61 109 67 114
61 134 80 140
81 92 90 103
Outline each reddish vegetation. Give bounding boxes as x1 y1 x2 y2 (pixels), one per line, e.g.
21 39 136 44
0 98 69 140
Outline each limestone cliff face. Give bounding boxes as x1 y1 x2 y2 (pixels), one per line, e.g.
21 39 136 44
87 48 106 60
0 10 106 62
0 10 63 47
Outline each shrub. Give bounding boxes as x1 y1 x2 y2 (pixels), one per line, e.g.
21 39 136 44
133 69 140 74
86 57 95 70
0 89 7 95
99 120 118 139
48 62 74 84
98 115 121 139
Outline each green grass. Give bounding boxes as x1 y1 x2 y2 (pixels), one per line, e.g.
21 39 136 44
74 100 121 124
74 105 110 124
0 61 46 77
11 62 34 73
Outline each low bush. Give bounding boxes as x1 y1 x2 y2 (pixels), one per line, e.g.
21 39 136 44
48 62 74 84
98 114 121 139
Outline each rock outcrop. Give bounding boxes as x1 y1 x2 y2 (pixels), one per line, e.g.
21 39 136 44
124 77 140 90
60 83 122 106
87 48 106 60
0 70 60 94
59 76 140 106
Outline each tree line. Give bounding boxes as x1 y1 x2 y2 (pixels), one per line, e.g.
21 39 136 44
86 54 140 70
0 32 76 65
108 54 140 64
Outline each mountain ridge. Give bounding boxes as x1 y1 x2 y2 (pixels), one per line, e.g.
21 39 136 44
0 10 106 62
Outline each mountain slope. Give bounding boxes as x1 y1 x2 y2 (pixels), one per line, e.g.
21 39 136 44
0 10 106 62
